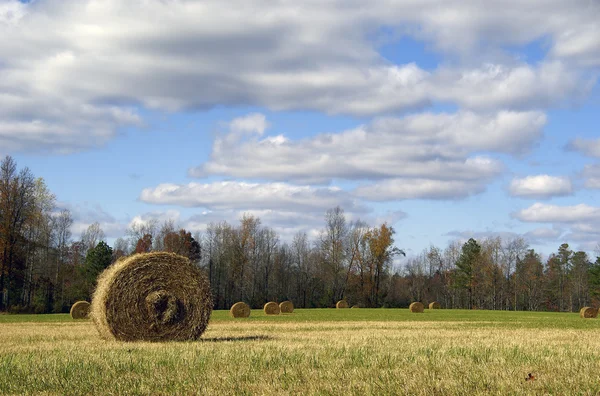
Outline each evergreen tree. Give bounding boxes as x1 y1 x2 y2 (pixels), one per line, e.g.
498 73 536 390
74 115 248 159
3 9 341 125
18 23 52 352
456 238 482 309
82 241 113 297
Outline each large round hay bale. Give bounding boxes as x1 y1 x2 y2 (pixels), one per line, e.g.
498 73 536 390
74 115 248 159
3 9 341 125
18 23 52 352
230 302 251 318
409 302 424 313
429 301 441 309
264 301 280 315
70 301 90 319
90 252 212 342
351 305 360 309
336 300 349 309
579 307 599 318
279 301 294 313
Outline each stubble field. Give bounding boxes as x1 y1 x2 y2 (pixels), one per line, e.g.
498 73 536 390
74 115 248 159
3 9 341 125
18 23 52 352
1 309 599 395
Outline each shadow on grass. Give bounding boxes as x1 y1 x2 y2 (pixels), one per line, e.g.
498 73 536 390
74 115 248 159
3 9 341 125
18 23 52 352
202 335 272 343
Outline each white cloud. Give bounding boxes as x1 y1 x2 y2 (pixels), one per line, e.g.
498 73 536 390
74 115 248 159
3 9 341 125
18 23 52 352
551 24 600 67
513 203 600 252
0 0 597 152
189 111 545 199
128 210 182 231
513 203 600 223
354 179 487 201
140 181 367 213
227 113 269 136
432 62 593 110
0 94 141 153
509 175 573 198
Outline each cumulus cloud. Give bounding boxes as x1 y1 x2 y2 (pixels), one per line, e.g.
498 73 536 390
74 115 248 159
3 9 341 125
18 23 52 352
140 181 367 213
513 203 600 223
189 111 545 199
551 23 600 67
509 175 573 198
354 179 487 201
0 0 597 152
513 203 600 252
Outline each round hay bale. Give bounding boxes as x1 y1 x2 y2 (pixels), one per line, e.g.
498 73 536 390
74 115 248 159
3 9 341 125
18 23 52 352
70 301 90 319
351 305 360 309
230 302 251 318
279 300 294 313
264 301 280 315
90 252 213 342
336 300 349 309
579 307 599 319
409 302 424 313
429 301 441 309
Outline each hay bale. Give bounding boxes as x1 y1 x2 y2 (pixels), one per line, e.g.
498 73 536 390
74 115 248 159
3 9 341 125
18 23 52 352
429 301 441 309
279 300 294 313
336 300 349 309
351 305 360 309
70 301 90 319
90 252 213 342
264 301 280 315
579 307 599 318
230 302 251 318
409 302 424 313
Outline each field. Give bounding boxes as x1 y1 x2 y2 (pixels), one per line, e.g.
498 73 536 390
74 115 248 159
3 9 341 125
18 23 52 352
1 309 600 395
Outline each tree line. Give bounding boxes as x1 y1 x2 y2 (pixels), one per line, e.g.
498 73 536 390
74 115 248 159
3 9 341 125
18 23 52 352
1 155 599 313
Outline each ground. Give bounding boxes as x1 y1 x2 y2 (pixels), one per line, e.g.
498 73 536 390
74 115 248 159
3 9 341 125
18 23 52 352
1 309 599 395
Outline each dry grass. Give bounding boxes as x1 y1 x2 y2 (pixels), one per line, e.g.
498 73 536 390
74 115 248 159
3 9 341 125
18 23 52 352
279 301 294 314
2 309 600 395
410 302 424 313
90 252 213 342
336 300 349 309
69 301 90 319
230 302 251 318
579 307 599 318
263 302 280 315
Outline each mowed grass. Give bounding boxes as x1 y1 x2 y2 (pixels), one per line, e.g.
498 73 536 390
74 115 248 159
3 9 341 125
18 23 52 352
1 309 599 395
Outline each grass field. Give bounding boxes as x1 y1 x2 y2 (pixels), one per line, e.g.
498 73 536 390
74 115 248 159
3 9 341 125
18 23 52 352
1 309 599 395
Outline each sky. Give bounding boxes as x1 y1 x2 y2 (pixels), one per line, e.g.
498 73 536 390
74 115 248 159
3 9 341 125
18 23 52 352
1 0 599 258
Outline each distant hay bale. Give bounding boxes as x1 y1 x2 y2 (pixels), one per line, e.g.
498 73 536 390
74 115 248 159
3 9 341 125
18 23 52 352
264 302 280 315
336 300 349 309
279 301 294 313
90 252 213 342
351 305 360 309
230 302 251 318
429 302 441 309
70 301 90 319
409 302 424 313
579 307 599 319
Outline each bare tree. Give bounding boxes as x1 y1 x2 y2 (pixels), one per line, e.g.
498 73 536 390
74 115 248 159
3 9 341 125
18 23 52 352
53 209 72 309
126 218 158 251
502 236 529 310
0 156 36 310
318 206 349 304
81 222 106 253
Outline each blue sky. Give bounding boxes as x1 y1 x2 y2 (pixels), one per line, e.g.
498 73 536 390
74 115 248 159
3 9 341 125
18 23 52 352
2 0 600 258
